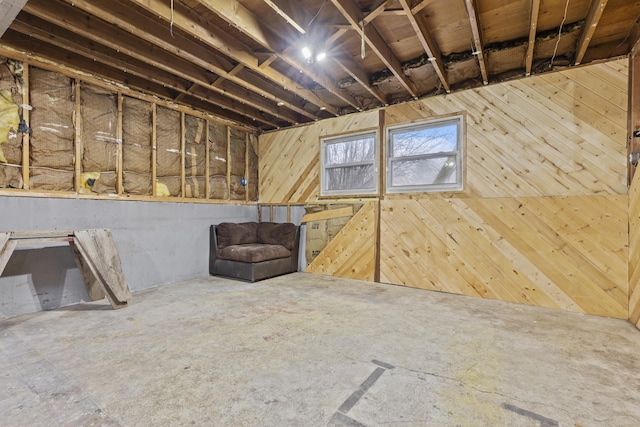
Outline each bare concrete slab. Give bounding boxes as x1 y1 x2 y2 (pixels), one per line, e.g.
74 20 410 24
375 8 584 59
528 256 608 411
1 273 639 426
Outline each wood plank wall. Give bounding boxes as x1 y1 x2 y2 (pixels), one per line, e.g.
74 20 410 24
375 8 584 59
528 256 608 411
629 49 640 328
259 59 630 320
630 171 640 326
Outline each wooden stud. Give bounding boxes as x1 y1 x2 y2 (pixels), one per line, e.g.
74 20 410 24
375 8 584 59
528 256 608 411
464 0 489 85
226 125 231 200
205 119 211 199
151 103 157 196
21 63 30 189
116 92 124 194
74 79 82 192
287 205 291 223
245 131 250 202
181 112 186 197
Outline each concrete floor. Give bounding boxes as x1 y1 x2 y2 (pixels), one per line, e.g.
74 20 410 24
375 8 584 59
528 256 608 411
1 273 640 427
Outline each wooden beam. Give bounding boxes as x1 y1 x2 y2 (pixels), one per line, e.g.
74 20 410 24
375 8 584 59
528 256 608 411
151 104 157 196
263 0 311 34
363 0 394 24
525 0 541 76
332 52 387 104
398 0 450 92
464 0 489 85
42 0 319 122
21 63 29 190
123 0 339 117
205 119 210 200
74 80 82 192
301 206 354 223
16 6 290 127
116 93 123 195
330 0 419 99
574 0 609 65
196 0 362 111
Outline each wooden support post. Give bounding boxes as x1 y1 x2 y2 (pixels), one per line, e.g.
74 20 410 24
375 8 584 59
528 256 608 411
21 63 30 189
629 53 640 184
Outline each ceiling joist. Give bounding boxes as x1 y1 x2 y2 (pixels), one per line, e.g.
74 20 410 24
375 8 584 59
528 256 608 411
574 0 609 65
464 0 489 85
398 0 451 93
525 0 541 76
330 0 419 99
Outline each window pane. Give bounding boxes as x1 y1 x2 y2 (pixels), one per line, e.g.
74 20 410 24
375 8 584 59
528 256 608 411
325 137 375 166
391 123 457 157
325 165 375 191
391 156 457 187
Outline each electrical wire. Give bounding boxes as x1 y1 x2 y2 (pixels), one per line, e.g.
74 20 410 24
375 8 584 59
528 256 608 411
550 0 570 69
170 0 175 38
308 0 327 28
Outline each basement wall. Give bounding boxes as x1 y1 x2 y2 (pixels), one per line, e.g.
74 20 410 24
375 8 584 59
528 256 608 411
0 196 256 318
260 58 630 320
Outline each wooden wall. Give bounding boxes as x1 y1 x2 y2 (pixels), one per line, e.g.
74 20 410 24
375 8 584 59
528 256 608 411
629 48 640 328
260 59 631 320
630 171 640 326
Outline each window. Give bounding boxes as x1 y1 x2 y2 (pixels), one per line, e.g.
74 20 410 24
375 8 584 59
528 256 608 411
386 115 463 193
321 130 377 196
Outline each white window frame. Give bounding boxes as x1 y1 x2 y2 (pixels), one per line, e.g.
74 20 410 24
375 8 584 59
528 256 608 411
320 130 378 197
386 115 464 193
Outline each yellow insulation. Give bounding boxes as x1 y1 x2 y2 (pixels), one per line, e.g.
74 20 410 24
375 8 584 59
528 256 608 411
0 89 20 163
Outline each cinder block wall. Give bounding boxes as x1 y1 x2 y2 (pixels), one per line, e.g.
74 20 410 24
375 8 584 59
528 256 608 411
0 196 257 317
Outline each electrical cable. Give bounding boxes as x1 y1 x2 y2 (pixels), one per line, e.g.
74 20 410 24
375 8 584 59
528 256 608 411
550 0 570 69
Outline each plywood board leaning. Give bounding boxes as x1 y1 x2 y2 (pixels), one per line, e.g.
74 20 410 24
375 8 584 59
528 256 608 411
68 240 106 301
73 229 132 309
0 232 17 275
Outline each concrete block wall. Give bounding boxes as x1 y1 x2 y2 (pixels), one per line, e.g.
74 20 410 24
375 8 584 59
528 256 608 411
0 196 257 317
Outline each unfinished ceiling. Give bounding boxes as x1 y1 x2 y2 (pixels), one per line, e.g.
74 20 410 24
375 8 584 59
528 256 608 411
1 0 639 132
